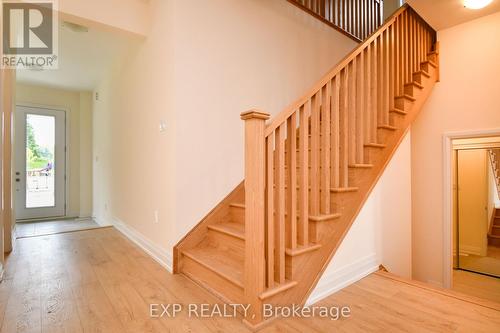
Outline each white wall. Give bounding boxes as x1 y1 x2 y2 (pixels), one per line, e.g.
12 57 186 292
93 0 357 252
16 83 93 218
309 132 413 304
411 11 500 287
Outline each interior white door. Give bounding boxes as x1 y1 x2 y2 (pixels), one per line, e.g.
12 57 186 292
14 106 66 220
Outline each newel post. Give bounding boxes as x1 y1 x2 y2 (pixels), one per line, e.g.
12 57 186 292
240 109 270 326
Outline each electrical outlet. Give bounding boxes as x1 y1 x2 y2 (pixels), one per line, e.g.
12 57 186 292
154 210 159 223
159 120 166 132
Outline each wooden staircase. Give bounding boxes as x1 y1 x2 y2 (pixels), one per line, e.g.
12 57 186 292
488 150 500 247
489 209 500 247
174 4 439 328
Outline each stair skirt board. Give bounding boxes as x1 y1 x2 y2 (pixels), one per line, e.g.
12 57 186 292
113 217 173 272
306 254 379 306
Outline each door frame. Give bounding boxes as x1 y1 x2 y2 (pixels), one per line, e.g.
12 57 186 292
15 103 71 221
443 128 500 288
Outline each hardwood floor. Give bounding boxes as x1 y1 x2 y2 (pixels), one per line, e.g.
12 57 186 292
1 228 499 332
453 270 500 304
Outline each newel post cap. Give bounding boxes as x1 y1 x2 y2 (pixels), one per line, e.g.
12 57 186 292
240 109 270 121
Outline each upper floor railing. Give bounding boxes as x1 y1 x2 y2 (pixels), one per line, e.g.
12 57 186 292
287 0 385 42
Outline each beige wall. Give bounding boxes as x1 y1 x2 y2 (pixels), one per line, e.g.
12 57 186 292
58 0 151 37
411 11 500 286
93 0 357 252
15 83 93 218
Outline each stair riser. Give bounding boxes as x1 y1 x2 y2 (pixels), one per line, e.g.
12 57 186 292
488 236 500 247
421 62 436 73
207 230 244 252
395 97 414 111
427 53 438 63
181 256 245 304
491 228 500 236
389 112 406 128
377 127 397 144
230 205 245 224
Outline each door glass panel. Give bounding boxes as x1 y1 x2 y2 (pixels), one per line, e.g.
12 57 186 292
26 114 56 208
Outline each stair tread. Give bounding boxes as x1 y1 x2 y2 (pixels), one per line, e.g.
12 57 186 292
488 234 500 239
405 81 424 89
208 222 245 240
422 60 437 68
390 108 407 115
259 280 298 300
331 187 359 193
230 203 245 209
182 246 244 288
349 164 374 168
415 69 431 78
364 143 386 148
286 243 322 256
378 124 398 131
395 94 416 102
309 213 341 222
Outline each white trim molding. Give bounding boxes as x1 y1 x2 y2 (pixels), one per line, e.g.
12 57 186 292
306 253 379 306
442 128 500 289
0 263 4 282
112 217 173 272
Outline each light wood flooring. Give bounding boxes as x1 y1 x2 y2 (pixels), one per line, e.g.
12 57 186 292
1 228 499 332
453 270 500 303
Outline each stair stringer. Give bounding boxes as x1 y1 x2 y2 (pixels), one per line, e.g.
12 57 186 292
261 62 439 307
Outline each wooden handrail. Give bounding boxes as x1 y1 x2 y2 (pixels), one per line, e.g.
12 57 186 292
266 4 415 137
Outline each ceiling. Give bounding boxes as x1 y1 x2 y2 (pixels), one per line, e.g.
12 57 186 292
16 21 140 91
407 0 500 30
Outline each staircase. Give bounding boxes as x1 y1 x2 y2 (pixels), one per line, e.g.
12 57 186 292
174 4 439 328
489 149 500 199
489 209 500 247
488 150 500 247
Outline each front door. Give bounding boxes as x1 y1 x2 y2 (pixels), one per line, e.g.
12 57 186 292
14 106 66 220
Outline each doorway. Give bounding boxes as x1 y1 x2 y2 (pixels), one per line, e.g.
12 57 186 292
454 147 500 278
14 106 66 220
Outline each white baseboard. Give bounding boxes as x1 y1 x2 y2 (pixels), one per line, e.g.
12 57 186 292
426 279 444 288
112 217 173 272
92 216 113 227
306 253 379 306
458 245 481 256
